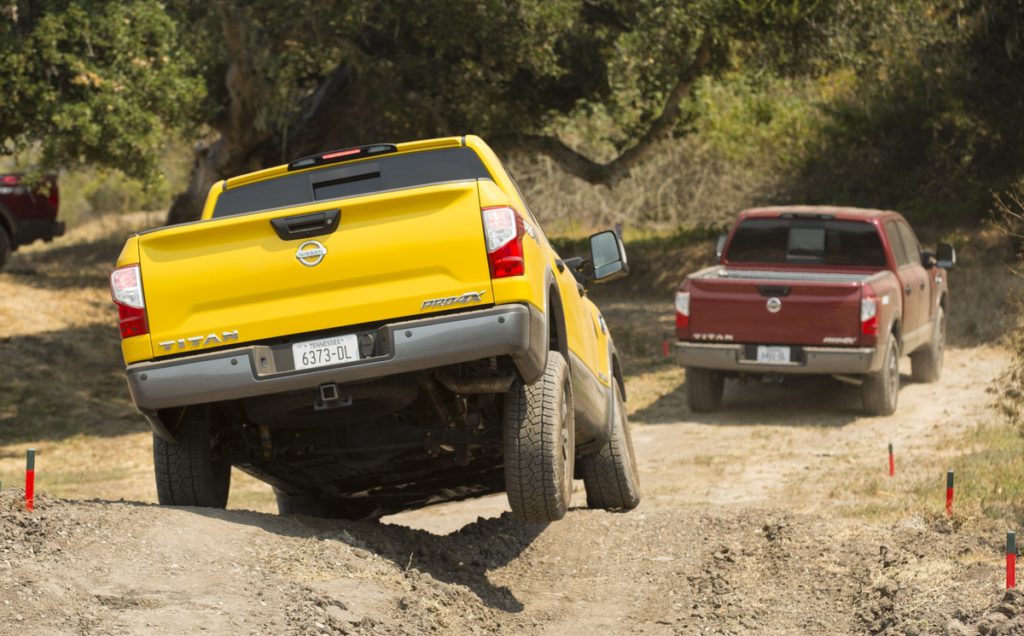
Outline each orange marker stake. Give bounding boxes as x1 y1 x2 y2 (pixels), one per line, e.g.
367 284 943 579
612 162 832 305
662 340 670 358
945 470 954 518
1007 528 1015 585
888 442 895 477
25 448 35 511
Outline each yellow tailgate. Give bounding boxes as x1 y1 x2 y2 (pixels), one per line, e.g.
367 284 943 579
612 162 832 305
138 181 493 358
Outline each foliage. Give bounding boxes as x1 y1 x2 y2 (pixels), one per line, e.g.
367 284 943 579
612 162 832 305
790 0 1024 225
994 181 1024 431
2 0 1024 230
0 1 204 184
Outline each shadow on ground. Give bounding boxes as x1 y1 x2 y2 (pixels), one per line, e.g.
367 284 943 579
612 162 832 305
630 372 916 427
4 231 129 291
0 323 143 444
187 504 544 612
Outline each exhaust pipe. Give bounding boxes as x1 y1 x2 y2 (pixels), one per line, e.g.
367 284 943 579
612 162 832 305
832 374 864 386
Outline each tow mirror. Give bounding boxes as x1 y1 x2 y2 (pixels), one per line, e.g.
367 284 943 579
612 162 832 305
715 233 727 261
589 230 629 283
935 242 956 269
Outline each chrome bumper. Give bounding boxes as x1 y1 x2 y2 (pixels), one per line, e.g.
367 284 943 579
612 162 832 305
676 342 880 374
127 305 537 411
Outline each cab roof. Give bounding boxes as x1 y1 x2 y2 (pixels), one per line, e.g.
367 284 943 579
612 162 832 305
739 205 901 222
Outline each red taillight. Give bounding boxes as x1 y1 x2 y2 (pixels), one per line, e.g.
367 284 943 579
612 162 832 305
482 206 525 278
117 305 148 338
110 264 149 338
861 296 879 335
0 175 17 186
675 291 690 334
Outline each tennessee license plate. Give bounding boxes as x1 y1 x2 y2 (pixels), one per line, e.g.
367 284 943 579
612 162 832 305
756 346 791 364
292 334 360 370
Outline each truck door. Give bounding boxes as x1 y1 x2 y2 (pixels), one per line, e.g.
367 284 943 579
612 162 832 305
883 220 927 348
896 220 933 321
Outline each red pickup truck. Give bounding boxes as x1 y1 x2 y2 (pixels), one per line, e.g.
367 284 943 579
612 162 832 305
0 174 63 270
675 206 955 415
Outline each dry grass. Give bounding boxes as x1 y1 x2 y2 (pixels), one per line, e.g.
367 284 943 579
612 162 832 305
508 138 775 236
2 211 1021 522
834 417 1024 532
940 226 1024 346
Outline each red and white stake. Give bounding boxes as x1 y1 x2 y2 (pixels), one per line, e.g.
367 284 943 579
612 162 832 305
946 470 954 518
888 442 895 477
25 448 35 511
1009 532 1017 590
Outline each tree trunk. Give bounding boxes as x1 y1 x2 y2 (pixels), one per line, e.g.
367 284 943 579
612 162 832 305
166 6 271 225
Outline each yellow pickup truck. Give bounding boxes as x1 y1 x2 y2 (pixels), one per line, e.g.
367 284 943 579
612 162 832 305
110 135 640 522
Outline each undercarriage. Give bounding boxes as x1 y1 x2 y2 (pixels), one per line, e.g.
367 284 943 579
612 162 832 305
202 359 516 518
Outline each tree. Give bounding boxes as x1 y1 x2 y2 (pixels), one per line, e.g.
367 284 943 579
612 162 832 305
1 1 840 223
0 1 203 182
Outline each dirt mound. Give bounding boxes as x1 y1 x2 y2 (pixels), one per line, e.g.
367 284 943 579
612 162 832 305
0 491 1013 635
0 493 549 634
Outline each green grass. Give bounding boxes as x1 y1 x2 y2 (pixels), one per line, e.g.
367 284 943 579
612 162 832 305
841 418 1024 530
953 423 1024 524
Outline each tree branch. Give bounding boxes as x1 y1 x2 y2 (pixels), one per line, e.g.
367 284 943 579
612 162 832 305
492 34 714 186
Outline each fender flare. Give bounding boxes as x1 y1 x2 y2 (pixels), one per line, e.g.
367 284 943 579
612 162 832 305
512 266 563 384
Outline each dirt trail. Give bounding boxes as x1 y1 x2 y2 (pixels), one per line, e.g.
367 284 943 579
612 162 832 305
0 347 1016 635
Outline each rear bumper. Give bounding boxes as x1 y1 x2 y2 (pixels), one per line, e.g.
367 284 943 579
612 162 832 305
676 342 880 375
13 218 64 246
126 304 542 412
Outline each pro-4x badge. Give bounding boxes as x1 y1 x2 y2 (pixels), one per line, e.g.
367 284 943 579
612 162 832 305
421 290 488 310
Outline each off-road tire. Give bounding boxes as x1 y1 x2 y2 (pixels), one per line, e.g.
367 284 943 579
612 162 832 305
580 383 641 511
862 337 900 416
911 307 944 383
685 367 724 413
153 408 231 508
503 351 575 523
0 226 11 271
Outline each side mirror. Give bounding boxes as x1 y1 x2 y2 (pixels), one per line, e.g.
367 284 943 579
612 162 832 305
715 234 727 261
935 242 956 269
589 230 629 283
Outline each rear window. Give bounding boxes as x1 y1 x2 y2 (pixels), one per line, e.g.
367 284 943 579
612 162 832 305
726 218 887 267
212 147 492 218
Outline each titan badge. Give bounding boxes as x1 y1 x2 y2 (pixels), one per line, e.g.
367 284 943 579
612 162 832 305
692 333 734 342
159 330 240 351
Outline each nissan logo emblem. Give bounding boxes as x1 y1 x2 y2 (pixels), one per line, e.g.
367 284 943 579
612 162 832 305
295 240 327 267
766 297 782 313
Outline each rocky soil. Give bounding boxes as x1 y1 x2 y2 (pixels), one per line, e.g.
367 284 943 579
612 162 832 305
0 348 1017 635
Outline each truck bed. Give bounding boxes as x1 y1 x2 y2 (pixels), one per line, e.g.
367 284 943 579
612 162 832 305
684 266 891 347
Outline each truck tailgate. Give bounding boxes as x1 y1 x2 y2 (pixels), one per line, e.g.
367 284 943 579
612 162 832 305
139 181 493 358
688 269 867 346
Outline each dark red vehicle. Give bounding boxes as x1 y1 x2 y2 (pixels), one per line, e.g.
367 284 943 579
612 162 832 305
675 206 955 415
0 173 63 270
